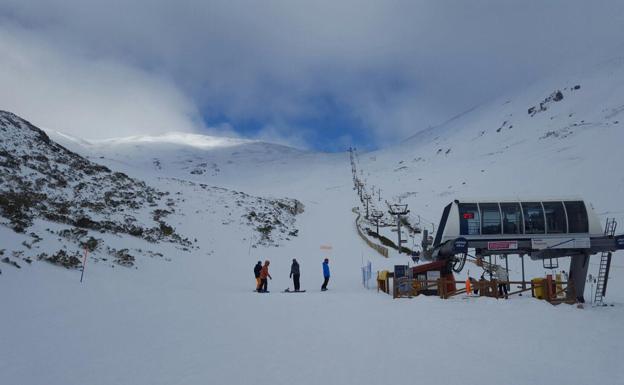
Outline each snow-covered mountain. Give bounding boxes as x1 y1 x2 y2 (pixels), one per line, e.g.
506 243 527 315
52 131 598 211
0 111 302 272
48 129 310 190
2 58 624 385
360 57 624 229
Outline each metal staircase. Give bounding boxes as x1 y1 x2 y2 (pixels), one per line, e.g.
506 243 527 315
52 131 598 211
594 218 617 305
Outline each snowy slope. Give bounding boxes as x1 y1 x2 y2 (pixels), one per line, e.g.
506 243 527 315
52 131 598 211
2 59 624 385
361 57 624 229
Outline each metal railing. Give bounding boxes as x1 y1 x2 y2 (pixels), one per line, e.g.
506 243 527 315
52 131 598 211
386 277 576 304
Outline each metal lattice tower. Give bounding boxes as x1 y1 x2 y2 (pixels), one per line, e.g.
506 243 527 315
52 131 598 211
363 194 371 219
388 203 410 254
371 210 383 235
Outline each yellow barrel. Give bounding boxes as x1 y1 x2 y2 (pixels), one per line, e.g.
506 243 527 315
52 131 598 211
532 278 545 299
377 270 389 293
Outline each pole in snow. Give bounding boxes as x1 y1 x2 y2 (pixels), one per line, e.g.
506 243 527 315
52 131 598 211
80 247 88 283
505 255 510 291
521 254 526 290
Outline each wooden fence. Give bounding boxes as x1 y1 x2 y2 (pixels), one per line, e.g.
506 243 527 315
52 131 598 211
354 210 389 258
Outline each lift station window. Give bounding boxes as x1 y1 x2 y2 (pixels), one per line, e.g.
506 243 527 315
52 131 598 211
543 202 567 233
459 203 480 235
501 203 523 234
564 201 589 233
480 203 502 234
522 202 545 234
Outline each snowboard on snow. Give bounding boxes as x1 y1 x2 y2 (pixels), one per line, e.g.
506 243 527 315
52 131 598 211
283 289 306 293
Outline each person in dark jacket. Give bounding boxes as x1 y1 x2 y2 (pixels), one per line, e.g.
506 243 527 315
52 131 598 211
254 261 262 291
321 258 330 291
290 258 301 291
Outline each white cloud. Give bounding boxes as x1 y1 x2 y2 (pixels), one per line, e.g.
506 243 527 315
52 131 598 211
0 25 204 139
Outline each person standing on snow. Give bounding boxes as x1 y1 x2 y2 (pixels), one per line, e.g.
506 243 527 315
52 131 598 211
259 260 272 292
254 261 262 291
495 265 509 298
290 258 301 291
321 258 330 291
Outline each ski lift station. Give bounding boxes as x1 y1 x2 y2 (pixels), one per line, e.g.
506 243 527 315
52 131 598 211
420 198 624 303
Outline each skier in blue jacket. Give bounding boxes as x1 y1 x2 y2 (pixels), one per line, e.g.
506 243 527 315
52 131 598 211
321 258 330 291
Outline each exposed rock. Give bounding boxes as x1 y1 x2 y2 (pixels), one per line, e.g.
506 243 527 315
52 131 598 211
0 110 190 249
1 256 21 269
42 250 82 269
528 89 565 116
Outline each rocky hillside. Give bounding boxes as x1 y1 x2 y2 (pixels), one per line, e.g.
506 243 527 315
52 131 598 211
0 111 303 273
0 111 189 239
0 111 197 269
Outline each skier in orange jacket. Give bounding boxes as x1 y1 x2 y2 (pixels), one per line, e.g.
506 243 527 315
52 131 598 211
259 260 272 292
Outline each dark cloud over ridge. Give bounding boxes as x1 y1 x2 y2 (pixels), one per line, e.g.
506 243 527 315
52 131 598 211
1 1 623 149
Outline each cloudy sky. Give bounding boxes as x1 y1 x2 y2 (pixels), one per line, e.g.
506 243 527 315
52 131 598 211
1 1 623 151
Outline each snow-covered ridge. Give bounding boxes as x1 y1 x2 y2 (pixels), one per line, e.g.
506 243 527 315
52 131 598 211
46 126 312 192
47 130 256 150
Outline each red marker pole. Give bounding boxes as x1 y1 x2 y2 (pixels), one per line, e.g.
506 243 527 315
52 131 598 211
80 248 88 283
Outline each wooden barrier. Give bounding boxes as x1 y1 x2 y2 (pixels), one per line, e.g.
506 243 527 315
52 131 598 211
354 212 389 258
388 277 577 304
